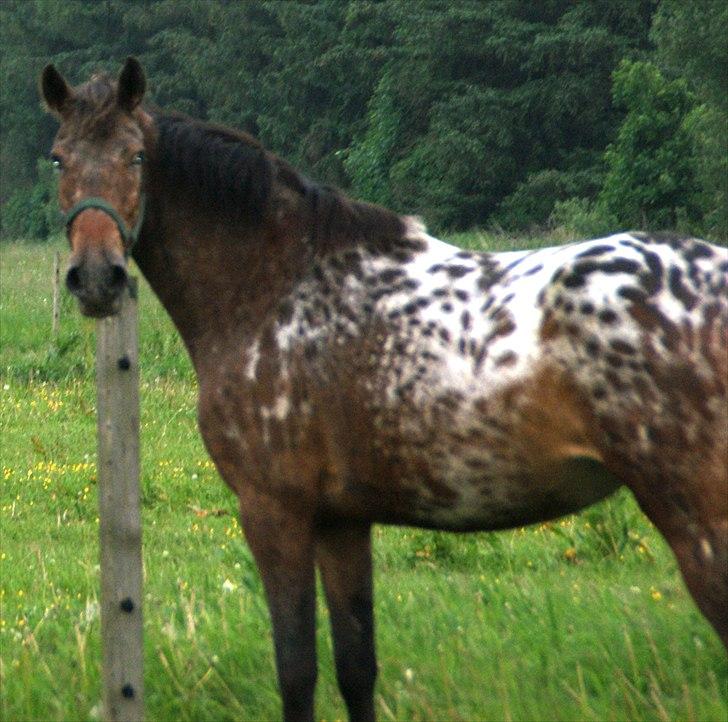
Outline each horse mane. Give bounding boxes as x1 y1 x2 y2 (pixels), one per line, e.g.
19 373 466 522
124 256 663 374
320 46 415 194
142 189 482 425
152 112 406 251
153 113 273 225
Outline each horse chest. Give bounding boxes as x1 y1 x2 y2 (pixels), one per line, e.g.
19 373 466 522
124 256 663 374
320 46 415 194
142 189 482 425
196 338 324 499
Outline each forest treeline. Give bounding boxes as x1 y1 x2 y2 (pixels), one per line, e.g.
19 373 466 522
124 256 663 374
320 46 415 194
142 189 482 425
1 0 726 240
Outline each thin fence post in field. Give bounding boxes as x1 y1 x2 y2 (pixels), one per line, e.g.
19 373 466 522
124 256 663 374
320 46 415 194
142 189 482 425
96 277 144 722
52 250 61 339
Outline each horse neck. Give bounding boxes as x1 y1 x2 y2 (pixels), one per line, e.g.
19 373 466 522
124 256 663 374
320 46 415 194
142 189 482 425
132 175 308 371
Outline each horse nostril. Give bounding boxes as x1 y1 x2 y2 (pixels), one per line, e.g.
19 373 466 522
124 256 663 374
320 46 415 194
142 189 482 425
66 265 83 295
109 263 128 292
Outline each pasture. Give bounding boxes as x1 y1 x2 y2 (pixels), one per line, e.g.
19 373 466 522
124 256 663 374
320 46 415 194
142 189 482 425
1 238 726 722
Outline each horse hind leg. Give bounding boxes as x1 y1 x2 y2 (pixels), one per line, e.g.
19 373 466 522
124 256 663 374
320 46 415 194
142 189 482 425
628 455 728 648
667 516 728 647
316 521 377 722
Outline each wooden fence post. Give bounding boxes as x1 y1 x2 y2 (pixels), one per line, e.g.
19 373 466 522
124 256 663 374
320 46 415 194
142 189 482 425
52 250 61 339
96 278 144 722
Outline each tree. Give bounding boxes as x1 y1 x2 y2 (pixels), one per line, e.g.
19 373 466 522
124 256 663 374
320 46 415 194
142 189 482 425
651 0 727 240
598 60 699 230
253 0 396 186
8 0 706 238
344 0 655 230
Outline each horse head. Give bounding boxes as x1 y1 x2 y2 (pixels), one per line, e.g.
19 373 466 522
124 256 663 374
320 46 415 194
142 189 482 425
41 57 149 317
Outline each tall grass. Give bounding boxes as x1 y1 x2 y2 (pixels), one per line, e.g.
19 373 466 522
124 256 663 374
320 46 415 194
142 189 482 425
1 238 726 721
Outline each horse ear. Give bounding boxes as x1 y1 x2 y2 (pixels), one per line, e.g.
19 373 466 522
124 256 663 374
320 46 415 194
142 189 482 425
118 56 146 112
41 64 73 117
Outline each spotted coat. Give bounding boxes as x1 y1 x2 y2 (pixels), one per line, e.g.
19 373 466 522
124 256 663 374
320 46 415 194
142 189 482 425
204 222 728 533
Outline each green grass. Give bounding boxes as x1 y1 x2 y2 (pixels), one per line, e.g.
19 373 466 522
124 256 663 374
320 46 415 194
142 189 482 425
1 238 726 722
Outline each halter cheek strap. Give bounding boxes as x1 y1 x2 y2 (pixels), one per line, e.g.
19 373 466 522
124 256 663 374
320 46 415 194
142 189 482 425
64 193 146 254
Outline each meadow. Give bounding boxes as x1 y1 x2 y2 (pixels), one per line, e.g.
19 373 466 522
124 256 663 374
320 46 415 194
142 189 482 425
1 236 726 722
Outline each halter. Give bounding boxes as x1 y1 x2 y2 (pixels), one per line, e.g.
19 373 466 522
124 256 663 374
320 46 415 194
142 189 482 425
64 193 146 254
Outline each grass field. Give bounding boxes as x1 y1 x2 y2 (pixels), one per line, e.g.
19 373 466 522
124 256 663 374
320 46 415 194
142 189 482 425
1 236 726 722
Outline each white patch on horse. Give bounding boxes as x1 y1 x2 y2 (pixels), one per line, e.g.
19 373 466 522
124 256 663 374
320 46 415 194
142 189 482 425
700 538 714 562
362 219 540 403
245 339 260 381
256 394 292 449
260 394 290 423
272 395 290 421
223 424 241 441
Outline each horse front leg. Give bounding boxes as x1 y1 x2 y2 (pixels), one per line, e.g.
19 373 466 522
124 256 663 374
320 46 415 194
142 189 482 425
316 521 377 722
238 491 317 722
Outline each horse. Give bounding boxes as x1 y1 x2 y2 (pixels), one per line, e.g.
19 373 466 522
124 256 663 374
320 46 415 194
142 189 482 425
40 57 727 722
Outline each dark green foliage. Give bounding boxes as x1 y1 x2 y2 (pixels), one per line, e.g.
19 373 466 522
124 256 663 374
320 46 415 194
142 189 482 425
387 86 521 230
651 0 728 239
253 1 394 186
0 0 724 239
651 0 728 113
495 169 600 231
345 0 655 231
1 160 60 240
599 60 699 230
2 186 49 241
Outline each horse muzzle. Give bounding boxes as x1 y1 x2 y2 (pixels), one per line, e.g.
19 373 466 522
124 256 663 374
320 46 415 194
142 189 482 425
66 252 128 318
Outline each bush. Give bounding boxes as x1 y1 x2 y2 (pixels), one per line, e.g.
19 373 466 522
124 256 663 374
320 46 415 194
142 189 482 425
1 158 60 241
549 197 618 239
495 169 602 231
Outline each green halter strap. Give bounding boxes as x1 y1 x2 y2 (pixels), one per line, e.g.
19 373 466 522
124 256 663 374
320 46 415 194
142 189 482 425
64 194 146 253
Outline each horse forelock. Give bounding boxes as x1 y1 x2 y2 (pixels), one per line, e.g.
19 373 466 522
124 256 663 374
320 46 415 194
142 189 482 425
65 73 124 139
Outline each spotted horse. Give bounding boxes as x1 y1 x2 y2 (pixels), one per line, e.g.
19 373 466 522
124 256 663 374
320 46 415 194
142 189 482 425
41 58 727 722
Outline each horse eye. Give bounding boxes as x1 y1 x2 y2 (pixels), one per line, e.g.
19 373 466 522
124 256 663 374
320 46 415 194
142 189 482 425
131 152 145 166
50 154 63 171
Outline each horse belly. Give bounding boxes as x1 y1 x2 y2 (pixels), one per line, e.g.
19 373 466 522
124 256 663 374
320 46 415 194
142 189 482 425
326 363 622 532
386 451 620 532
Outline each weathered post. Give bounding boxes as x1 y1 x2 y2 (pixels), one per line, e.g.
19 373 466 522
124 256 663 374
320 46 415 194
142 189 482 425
95 278 144 722
52 250 61 339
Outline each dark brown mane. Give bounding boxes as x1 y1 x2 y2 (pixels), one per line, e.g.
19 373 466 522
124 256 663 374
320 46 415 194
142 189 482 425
153 112 273 227
151 112 405 250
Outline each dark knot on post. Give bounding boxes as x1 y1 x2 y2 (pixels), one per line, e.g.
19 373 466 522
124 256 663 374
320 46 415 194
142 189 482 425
120 597 134 613
117 355 131 371
121 684 135 699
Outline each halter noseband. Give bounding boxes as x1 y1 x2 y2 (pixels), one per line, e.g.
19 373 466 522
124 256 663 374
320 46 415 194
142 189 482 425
64 194 146 253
